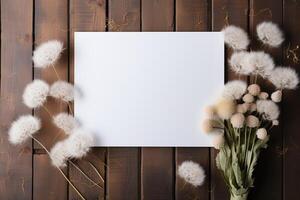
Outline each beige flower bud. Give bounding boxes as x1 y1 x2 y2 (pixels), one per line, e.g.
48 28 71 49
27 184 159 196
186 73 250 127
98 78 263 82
272 120 279 126
215 98 236 119
248 84 261 96
246 115 259 128
212 133 225 150
243 94 254 103
258 92 269 100
203 105 215 118
256 128 267 140
271 90 282 103
230 113 245 128
249 103 257 112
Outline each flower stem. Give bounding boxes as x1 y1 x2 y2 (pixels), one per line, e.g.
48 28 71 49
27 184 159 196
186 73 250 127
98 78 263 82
51 64 61 80
30 135 85 200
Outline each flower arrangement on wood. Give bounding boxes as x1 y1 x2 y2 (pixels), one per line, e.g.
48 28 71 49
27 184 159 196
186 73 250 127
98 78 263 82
8 40 101 200
200 23 299 200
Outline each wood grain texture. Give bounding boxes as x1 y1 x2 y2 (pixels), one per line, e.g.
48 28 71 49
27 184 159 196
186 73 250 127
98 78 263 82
0 0 33 199
140 1 175 200
211 0 249 199
283 0 300 199
107 1 140 200
248 1 283 199
33 1 69 198
69 0 106 199
33 0 69 150
175 1 210 200
33 154 67 199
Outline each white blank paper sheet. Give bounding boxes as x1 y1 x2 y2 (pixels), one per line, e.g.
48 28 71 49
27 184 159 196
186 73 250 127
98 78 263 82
75 32 224 147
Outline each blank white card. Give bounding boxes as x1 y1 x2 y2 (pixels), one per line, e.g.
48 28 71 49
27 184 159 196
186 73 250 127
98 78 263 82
75 32 224 147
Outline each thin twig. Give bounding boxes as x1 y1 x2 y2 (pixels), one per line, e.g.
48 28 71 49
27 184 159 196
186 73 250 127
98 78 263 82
42 105 53 117
88 161 105 184
51 64 61 80
30 135 85 200
69 161 103 189
67 102 74 115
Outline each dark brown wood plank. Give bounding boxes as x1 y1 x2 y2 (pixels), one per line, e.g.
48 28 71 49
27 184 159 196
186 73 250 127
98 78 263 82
140 1 175 200
69 0 106 199
33 154 67 199
33 0 69 198
106 1 140 199
0 0 33 199
248 1 283 199
283 0 300 199
175 1 210 200
33 0 69 150
211 0 249 199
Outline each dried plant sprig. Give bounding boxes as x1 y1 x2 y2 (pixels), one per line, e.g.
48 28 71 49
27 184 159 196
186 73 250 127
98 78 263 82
178 161 205 187
23 80 49 108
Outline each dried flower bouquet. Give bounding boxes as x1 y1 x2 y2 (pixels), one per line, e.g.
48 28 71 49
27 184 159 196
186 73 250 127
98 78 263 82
202 22 299 200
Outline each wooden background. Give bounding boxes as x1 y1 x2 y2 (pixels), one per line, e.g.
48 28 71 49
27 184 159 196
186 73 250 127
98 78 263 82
0 0 299 199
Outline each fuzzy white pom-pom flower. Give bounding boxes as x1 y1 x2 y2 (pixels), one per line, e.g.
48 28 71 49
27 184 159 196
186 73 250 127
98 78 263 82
65 129 94 159
230 113 245 128
268 67 299 90
50 81 74 102
229 51 254 75
53 113 78 135
33 40 63 68
50 141 69 168
8 115 41 145
222 80 247 100
248 84 261 96
246 51 275 77
23 80 49 108
257 100 280 120
271 90 282 103
215 98 236 119
246 115 259 128
256 128 268 140
257 22 284 47
258 92 269 100
178 161 205 187
222 25 249 50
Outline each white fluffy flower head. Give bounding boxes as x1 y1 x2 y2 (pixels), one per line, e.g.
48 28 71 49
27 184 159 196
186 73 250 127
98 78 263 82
50 141 69 168
33 40 63 68
229 51 254 75
257 22 284 47
8 115 41 145
53 113 78 135
50 81 74 102
247 51 274 77
257 100 280 120
269 67 299 90
222 80 247 100
23 80 49 108
178 161 205 187
65 128 94 159
222 25 250 50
